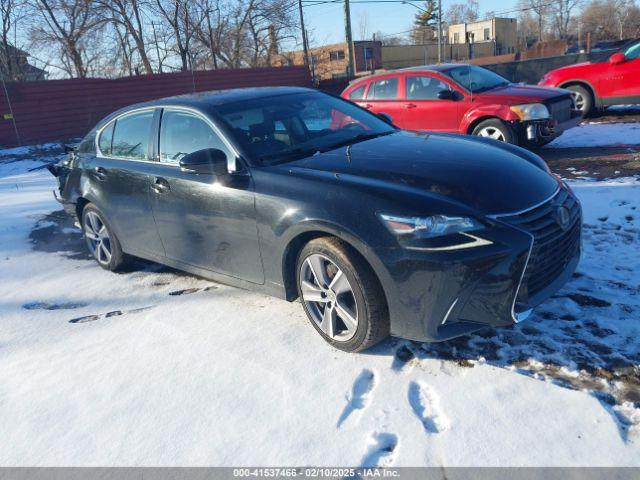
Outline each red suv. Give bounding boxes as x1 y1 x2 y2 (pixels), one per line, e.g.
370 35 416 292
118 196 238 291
539 39 640 115
342 64 582 147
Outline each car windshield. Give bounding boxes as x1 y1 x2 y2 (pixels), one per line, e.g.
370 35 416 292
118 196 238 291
214 91 396 165
442 65 510 93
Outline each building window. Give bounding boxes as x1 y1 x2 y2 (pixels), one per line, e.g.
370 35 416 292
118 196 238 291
453 32 460 43
329 50 345 61
310 54 318 65
483 28 491 41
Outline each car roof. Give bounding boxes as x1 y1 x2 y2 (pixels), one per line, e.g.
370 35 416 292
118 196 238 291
97 86 318 127
132 86 316 109
348 64 467 86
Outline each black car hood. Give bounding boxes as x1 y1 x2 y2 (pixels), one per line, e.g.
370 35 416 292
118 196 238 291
284 131 559 215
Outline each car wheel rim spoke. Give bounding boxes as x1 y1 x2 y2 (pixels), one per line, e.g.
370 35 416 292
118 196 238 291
301 280 325 303
306 255 330 288
335 301 357 333
478 127 504 141
321 305 336 337
300 254 358 342
85 212 111 265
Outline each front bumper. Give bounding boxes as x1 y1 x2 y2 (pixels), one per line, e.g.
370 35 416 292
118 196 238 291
522 110 583 141
378 186 581 342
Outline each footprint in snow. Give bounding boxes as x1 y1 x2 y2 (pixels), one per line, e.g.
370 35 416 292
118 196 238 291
360 432 398 467
69 306 154 324
23 301 87 310
336 369 376 428
408 381 450 434
168 286 217 296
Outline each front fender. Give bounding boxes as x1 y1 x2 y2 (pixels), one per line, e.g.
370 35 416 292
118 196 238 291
460 104 520 133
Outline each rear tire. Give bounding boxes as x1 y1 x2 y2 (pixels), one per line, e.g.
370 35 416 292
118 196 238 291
472 119 515 144
81 203 128 271
565 84 593 116
296 237 389 352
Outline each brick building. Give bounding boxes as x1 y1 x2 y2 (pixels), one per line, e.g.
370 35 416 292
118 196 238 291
277 41 382 80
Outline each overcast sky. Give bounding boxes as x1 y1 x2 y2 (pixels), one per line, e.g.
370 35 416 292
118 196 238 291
299 0 519 47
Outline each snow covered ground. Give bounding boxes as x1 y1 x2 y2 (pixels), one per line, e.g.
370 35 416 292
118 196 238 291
0 142 639 467
546 122 640 148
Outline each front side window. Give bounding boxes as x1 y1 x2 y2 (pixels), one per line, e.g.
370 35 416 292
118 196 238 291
406 76 451 100
215 91 395 165
349 85 367 100
624 41 640 60
111 111 154 160
159 110 228 164
98 121 115 155
443 65 510 93
368 77 398 100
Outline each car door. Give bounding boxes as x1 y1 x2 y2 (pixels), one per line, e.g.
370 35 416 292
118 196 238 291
401 73 461 132
606 42 640 100
90 108 165 258
147 108 264 284
361 75 405 126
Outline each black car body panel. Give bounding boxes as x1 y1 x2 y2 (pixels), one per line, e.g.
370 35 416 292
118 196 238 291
50 87 581 342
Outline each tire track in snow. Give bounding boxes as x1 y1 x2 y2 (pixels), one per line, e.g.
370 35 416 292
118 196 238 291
336 369 376 428
407 381 450 434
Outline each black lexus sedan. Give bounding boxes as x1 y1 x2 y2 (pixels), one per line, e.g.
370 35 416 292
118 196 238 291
49 87 581 352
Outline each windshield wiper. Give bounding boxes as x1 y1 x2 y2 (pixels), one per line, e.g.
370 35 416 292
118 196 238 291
260 146 321 165
321 130 394 152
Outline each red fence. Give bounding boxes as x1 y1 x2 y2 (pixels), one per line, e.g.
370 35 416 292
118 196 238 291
0 66 312 147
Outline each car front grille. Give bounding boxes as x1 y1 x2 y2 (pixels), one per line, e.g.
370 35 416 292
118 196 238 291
547 98 573 123
496 188 581 310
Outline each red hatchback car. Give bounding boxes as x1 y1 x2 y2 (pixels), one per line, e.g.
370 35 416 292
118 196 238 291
539 39 640 115
342 64 582 147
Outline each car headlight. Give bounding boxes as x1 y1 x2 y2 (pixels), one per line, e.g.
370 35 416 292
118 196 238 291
379 214 483 238
510 103 550 120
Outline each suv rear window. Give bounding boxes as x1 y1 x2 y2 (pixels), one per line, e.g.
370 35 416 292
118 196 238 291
368 78 398 100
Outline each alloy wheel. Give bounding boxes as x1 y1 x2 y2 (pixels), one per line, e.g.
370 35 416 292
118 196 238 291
572 91 585 112
477 126 506 141
84 211 112 265
299 254 358 341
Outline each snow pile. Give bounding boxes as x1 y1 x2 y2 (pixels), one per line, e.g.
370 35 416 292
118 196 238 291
546 123 640 148
0 145 638 467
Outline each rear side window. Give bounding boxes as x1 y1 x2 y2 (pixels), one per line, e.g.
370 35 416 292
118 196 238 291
368 78 398 100
348 85 366 100
159 110 229 163
111 111 154 160
98 122 114 155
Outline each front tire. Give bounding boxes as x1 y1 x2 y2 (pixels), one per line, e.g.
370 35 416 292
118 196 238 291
566 84 593 116
472 119 515 144
81 204 127 271
296 237 389 352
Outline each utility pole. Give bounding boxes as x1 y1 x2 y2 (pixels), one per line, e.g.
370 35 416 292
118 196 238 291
344 0 355 77
437 0 442 62
298 0 310 66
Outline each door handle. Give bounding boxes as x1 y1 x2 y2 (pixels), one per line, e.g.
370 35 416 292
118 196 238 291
152 177 170 194
93 166 107 180
363 103 373 109
404 103 417 109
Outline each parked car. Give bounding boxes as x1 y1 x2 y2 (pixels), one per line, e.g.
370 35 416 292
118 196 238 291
539 38 640 115
341 64 582 147
48 87 581 352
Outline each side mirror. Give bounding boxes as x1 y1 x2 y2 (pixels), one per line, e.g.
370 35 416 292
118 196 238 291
179 148 228 175
437 89 455 100
377 112 394 124
609 52 626 64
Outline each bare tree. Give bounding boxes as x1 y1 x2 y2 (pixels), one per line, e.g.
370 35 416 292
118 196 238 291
1 0 25 80
529 0 549 41
153 0 200 71
29 0 102 77
553 0 581 39
95 0 153 74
